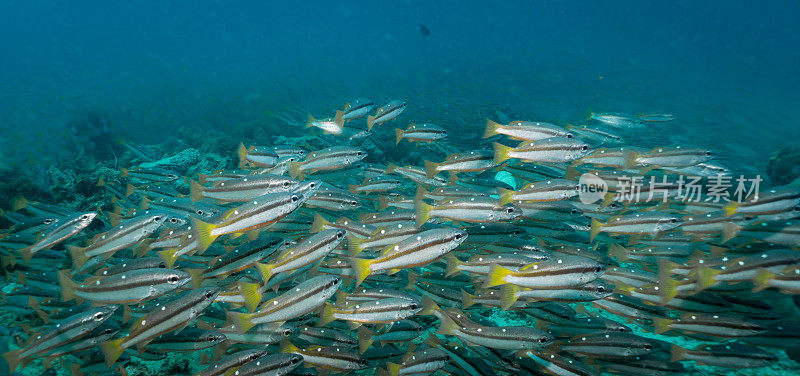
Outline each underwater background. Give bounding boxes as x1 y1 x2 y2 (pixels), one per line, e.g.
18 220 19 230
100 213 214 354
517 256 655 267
2 1 800 376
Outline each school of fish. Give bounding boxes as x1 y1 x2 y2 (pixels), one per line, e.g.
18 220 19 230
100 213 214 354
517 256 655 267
3 99 800 376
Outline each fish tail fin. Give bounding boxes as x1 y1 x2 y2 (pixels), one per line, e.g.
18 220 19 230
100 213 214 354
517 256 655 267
225 311 255 333
623 150 640 168
189 180 204 202
3 348 24 373
492 142 513 165
653 318 672 334
191 218 219 253
387 362 401 376
414 185 429 202
485 265 514 288
156 248 180 268
256 263 274 283
590 218 604 242
58 269 78 302
564 165 582 179
306 114 316 128
609 242 629 261
424 160 439 180
723 202 739 217
444 254 462 277
310 212 330 233
357 326 375 353
484 118 501 138
238 281 263 312
419 296 441 316
19 246 36 263
414 198 433 227
695 266 720 292
461 290 475 308
394 128 404 145
497 188 514 205
378 196 390 211
721 222 741 243
186 268 205 289
500 284 520 310
349 258 373 286
318 302 337 326
347 235 364 256
100 338 126 366
237 143 248 169
436 314 458 335
11 196 28 211
670 345 688 362
334 110 344 127
367 115 376 131
288 161 302 180
752 268 776 293
279 338 301 354
67 245 89 269
659 276 681 304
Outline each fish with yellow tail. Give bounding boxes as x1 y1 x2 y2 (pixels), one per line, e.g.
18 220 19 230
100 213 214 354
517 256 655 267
191 192 307 252
100 287 219 365
367 100 406 131
349 228 467 286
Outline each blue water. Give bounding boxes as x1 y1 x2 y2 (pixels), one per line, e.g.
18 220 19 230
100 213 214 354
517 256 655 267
1 1 798 168
3 2 800 375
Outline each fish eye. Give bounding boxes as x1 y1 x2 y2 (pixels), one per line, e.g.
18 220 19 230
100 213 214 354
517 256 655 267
291 357 300 365
597 285 605 293
196 210 205 215
538 337 548 343
454 234 462 240
359 358 368 365
409 302 419 310
669 218 678 223
154 216 162 222
580 145 588 151
356 151 364 156
207 336 217 342
169 218 178 223
566 133 573 138
505 207 514 213
644 344 652 350
571 208 581 214
350 201 358 206
291 195 299 202
283 181 291 187
81 214 89 220
309 182 316 188
94 312 105 321
744 216 755 220
205 291 214 299
594 266 603 273
618 327 627 332
705 151 712 156
104 328 114 334
168 275 179 283
249 354 260 361
336 231 343 238
284 329 293 337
